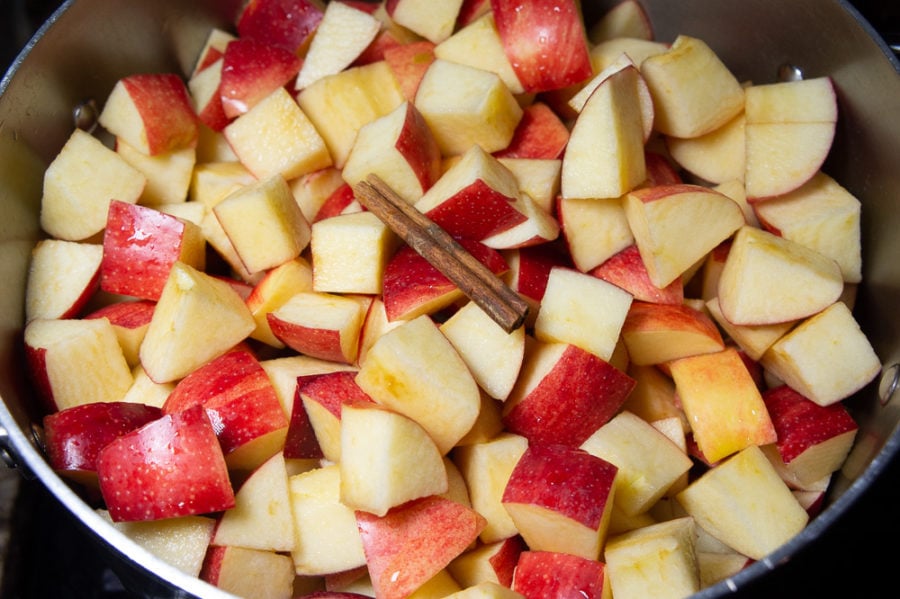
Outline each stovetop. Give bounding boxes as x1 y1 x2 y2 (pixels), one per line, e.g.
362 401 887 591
2 1 900 598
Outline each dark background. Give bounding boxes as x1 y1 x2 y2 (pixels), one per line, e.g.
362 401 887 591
2 0 900 598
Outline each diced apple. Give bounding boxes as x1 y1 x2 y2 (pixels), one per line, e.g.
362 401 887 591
97 73 199 156
624 184 744 289
753 171 862 284
589 37 668 72
356 495 486 599
561 61 647 201
762 384 858 488
675 444 809 560
97 405 235 521
225 87 333 180
25 317 134 413
498 157 561 213
42 401 162 486
503 340 635 447
191 27 236 75
502 443 618 560
589 0 653 42
534 266 633 362
201 545 295 599
620 364 684 425
245 257 314 347
383 40 437 102
639 35 744 138
453 432 529 543
743 77 837 199
40 129 146 241
296 60 405 168
342 101 442 205
101 200 206 301
296 1 382 90
116 139 196 207
84 300 155 367
340 401 448 516
236 0 325 54
355 314 481 454
293 370 372 463
589 244 683 305
557 195 634 272
415 58 523 156
212 451 295 552
219 38 302 119
268 291 367 364
511 550 611 599
666 111 745 185
290 465 368 576
25 239 103 323
760 300 882 406
447 535 526 589
162 346 289 470
139 262 256 384
603 516 700 599
704 296 794 362
580 411 693 516
384 0 464 44
434 12 523 94
668 347 776 464
492 0 593 93
620 301 725 366
716 225 844 325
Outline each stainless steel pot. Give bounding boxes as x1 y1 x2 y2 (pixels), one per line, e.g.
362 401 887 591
1 1 898 597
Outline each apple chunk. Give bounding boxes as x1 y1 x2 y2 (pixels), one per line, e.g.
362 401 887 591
512 551 611 599
502 443 618 560
97 405 235 522
25 239 103 323
716 225 843 326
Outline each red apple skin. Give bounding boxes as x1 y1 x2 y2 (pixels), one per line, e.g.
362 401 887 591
121 74 199 155
97 404 235 521
763 384 858 464
25 345 55 414
503 344 636 447
356 495 487 599
502 443 618 530
457 0 492 27
490 534 527 587
383 40 437 102
236 0 325 54
267 314 345 363
512 550 610 599
219 39 303 118
512 241 573 302
162 347 288 457
43 402 162 474
589 244 684 305
382 238 509 322
491 0 593 93
100 200 194 301
314 183 357 222
395 102 443 194
84 299 156 330
286 371 374 459
493 102 570 160
423 181 527 241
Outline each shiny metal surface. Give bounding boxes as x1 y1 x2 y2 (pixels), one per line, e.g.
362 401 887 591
0 1 898 597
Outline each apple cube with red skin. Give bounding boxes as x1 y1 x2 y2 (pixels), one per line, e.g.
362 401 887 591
97 405 235 521
25 239 103 323
236 0 325 54
494 102 570 160
448 535 526 589
491 0 593 93
557 195 634 273
162 346 288 470
589 0 654 42
219 38 302 119
589 244 684 306
267 291 367 364
101 200 206 301
84 300 155 366
762 384 859 489
200 544 295 599
384 0 464 44
98 73 199 156
502 443 618 560
25 317 134 413
511 550 612 599
620 301 725 366
42 401 162 486
383 40 437 102
669 347 777 464
245 256 314 348
40 129 146 241
381 238 509 322
356 495 486 599
503 340 636 447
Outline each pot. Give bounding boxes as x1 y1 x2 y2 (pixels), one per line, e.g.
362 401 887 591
1 1 898 597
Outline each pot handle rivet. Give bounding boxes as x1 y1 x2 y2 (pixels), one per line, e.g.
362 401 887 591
73 98 98 133
777 62 805 82
877 363 900 407
0 426 35 480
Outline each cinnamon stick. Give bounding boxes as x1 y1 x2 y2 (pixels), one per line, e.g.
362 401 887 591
353 174 530 333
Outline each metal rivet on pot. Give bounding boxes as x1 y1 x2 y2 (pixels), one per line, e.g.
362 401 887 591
878 363 900 407
73 98 98 133
777 63 805 82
